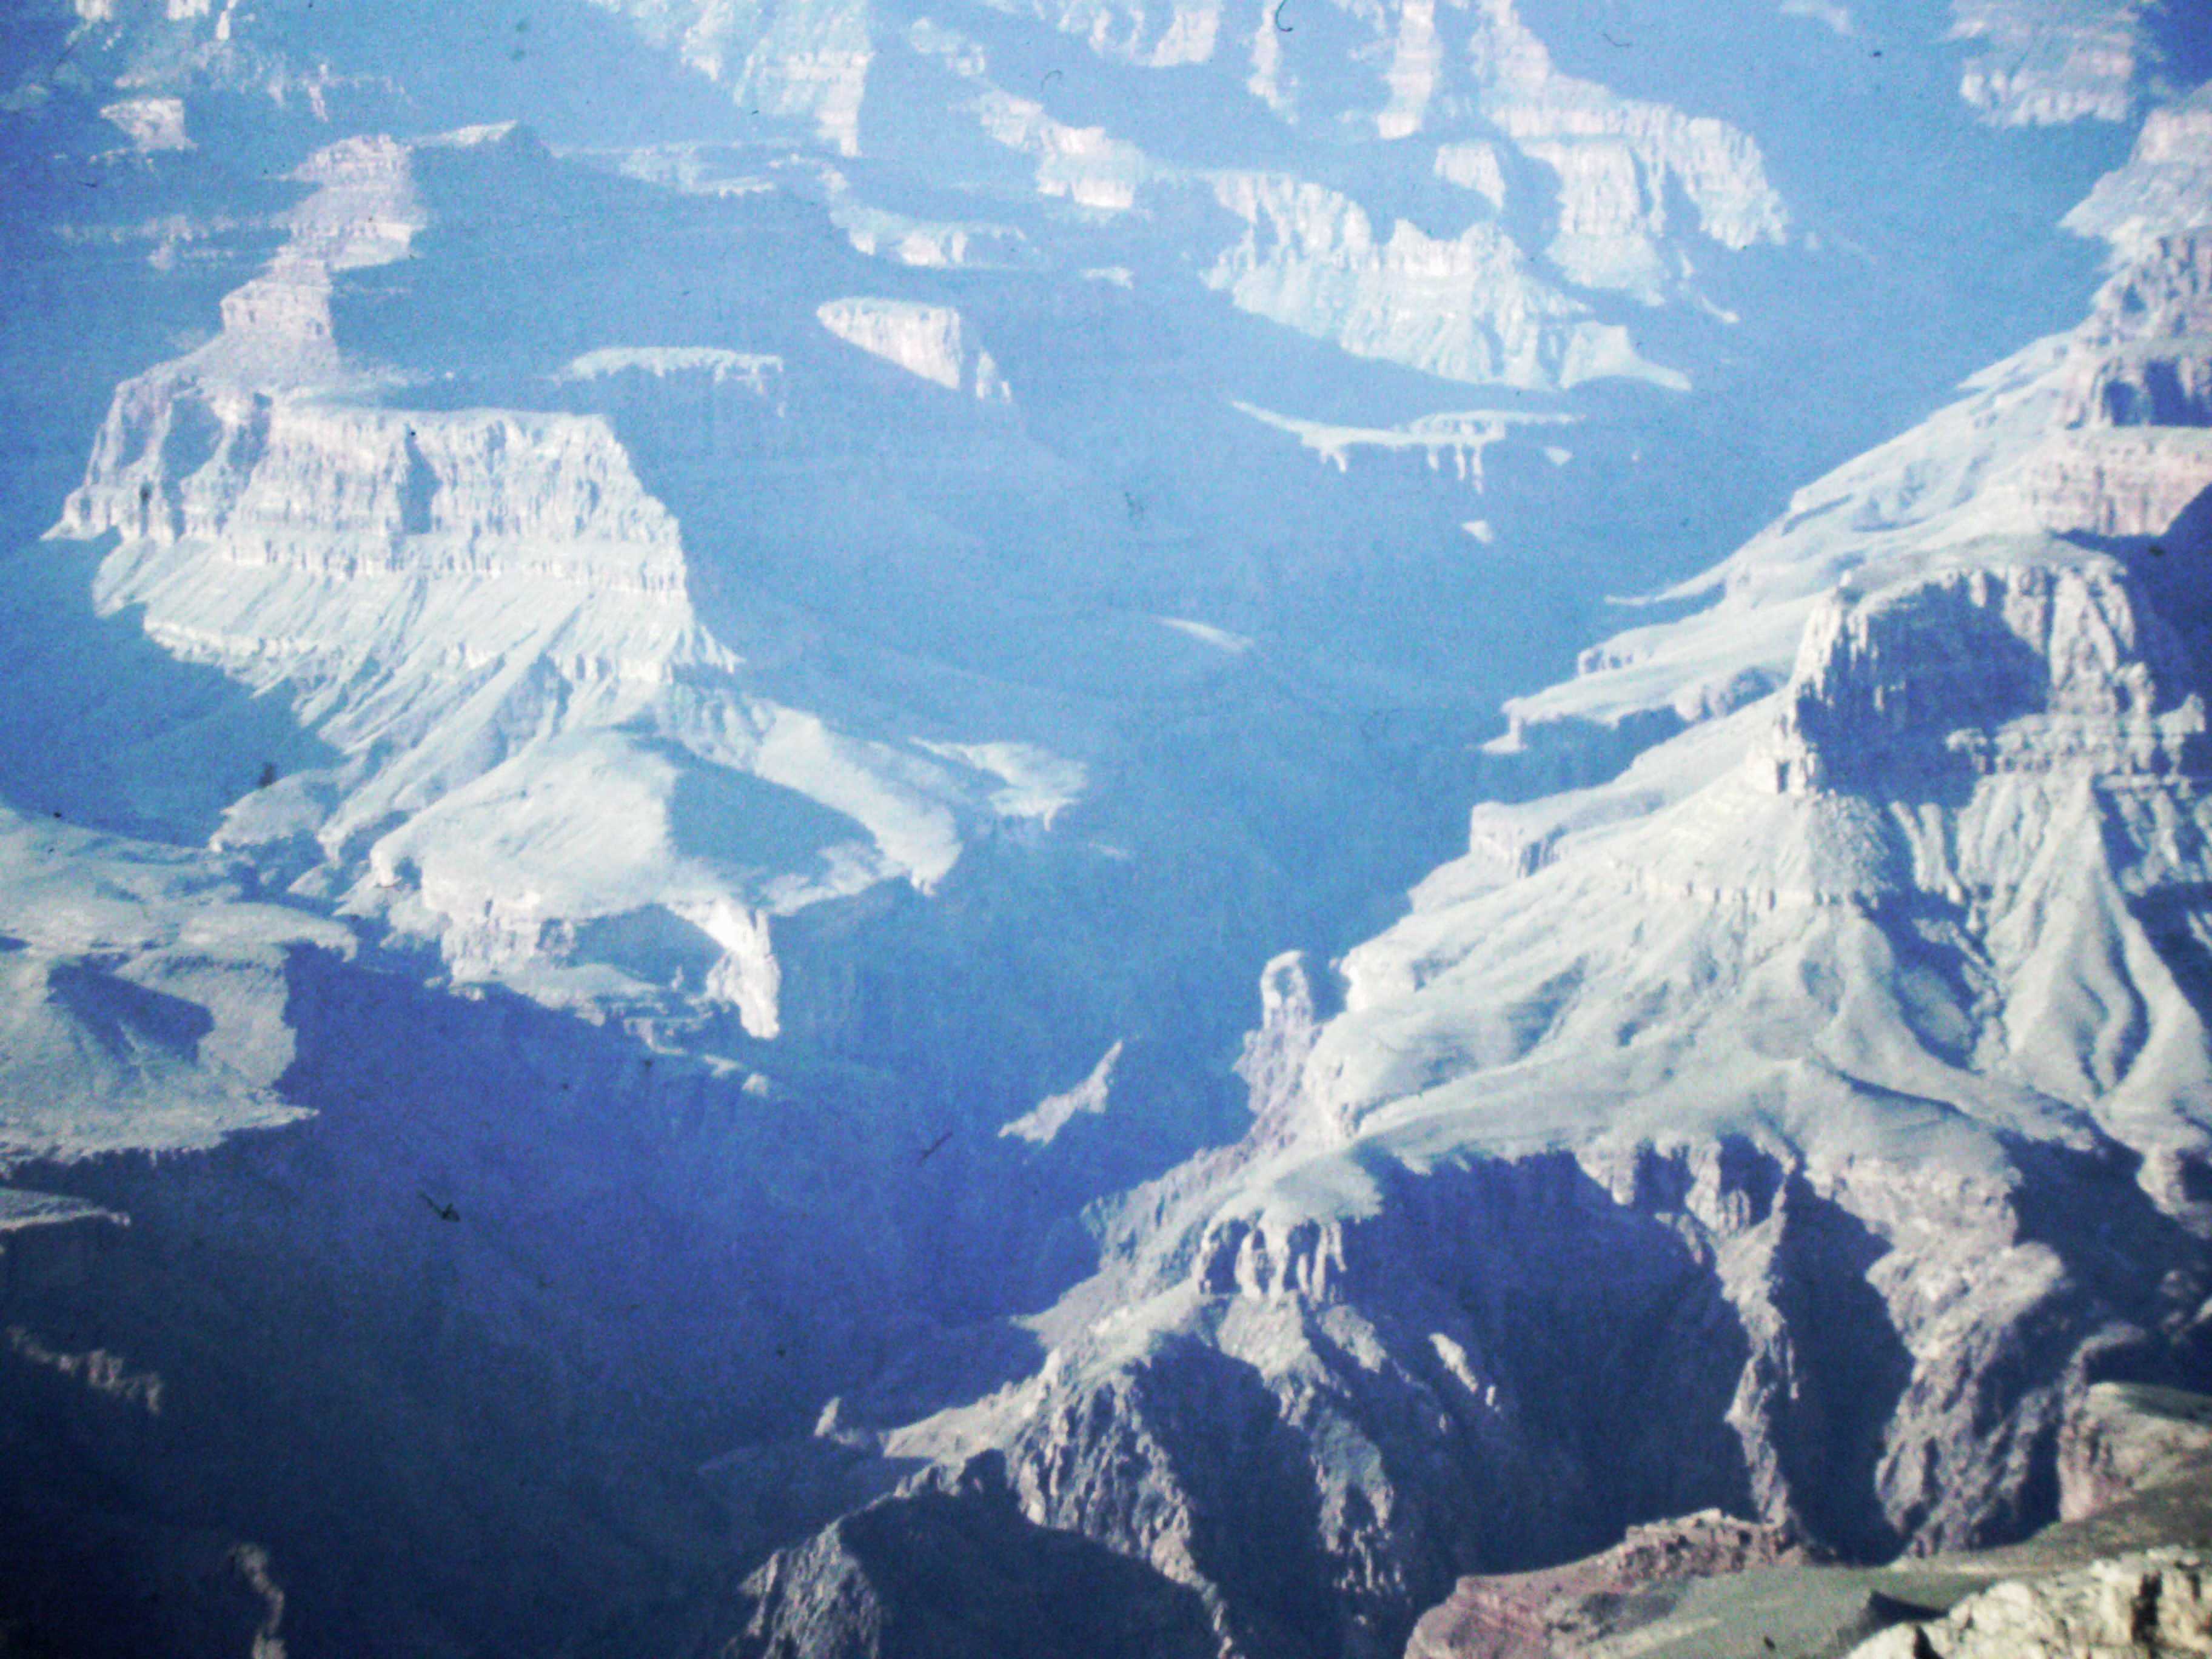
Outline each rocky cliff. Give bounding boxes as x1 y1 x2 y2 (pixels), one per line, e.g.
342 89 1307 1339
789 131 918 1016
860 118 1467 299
1403 1379 2212 1659
39 121 1079 1045
1850 1550 2212 1659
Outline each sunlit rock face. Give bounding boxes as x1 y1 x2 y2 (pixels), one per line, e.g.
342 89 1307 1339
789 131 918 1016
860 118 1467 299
1459 0 1788 298
2057 1381 2212 1522
1406 1380 2212 1659
589 0 876 154
1848 1548 2212 1659
1404 1508 1802 1659
1949 0 2153 128
816 297 1011 398
580 0 1797 391
37 126 1036 1045
0 805 345 1170
0 1 2205 1658
1202 170 1680 389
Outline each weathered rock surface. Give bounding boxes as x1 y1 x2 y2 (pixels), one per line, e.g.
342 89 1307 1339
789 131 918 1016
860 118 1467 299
1848 1548 2212 1658
2063 1387 2212 1524
1407 1381 2212 1659
816 297 1010 400
721 1480 1218 1659
1203 171 1678 390
1951 0 2159 128
0 803 347 1171
40 124 1068 1041
1406 1510 1802 1659
1498 86 2212 766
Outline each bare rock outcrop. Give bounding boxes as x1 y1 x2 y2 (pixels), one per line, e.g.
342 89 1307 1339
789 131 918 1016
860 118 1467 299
1848 1548 2212 1658
1406 1510 1801 1659
1951 0 2153 127
2062 1387 2212 1523
816 298 1011 400
39 127 1071 1037
1203 172 1676 391
723 1481 1218 1659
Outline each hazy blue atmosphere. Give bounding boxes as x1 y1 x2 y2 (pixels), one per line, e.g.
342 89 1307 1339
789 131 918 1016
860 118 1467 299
2 1 2211 1655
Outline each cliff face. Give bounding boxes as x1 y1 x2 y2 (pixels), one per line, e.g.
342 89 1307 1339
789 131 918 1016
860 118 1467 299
1400 1380 2212 1659
0 803 347 1173
1950 0 2159 128
588 0 1798 394
1491 88 2212 776
69 389 692 598
816 298 1010 399
1404 1509 1801 1659
1764 561 2206 791
1202 172 1678 391
2059 1386 2212 1523
38 125 1066 1045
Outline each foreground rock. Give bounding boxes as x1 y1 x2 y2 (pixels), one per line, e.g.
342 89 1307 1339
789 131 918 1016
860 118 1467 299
1413 1382 2212 1659
1848 1549 2212 1659
1405 1511 1802 1659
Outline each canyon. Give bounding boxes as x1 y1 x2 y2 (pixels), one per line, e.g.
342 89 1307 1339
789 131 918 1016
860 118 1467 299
1 0 2208 1655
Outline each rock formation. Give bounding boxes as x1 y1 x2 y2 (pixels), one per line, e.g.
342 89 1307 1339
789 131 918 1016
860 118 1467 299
1848 1550 2212 1659
1405 1510 1803 1659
